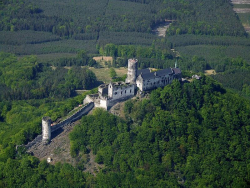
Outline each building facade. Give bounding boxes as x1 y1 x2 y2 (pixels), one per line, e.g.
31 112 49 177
84 58 181 110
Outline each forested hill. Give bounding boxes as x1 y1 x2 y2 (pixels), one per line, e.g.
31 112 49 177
68 77 250 187
0 0 250 187
0 76 249 187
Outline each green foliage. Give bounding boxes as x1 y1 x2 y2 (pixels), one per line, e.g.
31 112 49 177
165 0 246 37
109 68 117 79
0 52 97 100
70 108 128 156
69 76 250 187
101 43 173 61
0 157 86 187
1 0 246 59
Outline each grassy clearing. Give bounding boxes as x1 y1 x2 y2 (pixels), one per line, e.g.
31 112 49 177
93 56 113 62
89 67 127 83
93 56 113 67
204 69 216 75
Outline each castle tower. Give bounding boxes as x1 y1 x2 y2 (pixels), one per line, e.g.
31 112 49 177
42 117 51 144
125 58 138 84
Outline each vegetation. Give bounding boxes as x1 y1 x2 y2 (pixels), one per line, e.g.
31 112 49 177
0 0 247 58
69 77 250 187
109 68 117 78
0 0 250 187
0 52 97 100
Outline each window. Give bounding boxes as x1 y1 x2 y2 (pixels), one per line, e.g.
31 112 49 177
121 91 122 95
130 89 131 93
115 92 117 95
125 90 126 94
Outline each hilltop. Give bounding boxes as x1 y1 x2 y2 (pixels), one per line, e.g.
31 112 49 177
0 0 250 187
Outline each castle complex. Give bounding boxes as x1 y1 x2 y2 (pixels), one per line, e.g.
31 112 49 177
38 59 181 144
84 58 181 110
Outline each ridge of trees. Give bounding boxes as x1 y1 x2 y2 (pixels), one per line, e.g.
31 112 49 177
0 52 97 100
69 77 250 187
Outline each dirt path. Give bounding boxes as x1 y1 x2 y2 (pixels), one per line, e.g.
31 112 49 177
233 8 250 13
231 0 250 4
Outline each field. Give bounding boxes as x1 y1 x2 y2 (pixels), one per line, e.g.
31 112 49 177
204 69 216 75
93 56 113 67
232 2 250 32
89 67 127 83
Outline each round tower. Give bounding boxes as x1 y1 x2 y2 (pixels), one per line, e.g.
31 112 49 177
125 58 138 84
42 117 51 144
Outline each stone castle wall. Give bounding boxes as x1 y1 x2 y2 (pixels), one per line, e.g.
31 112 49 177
110 84 135 100
51 102 94 132
25 102 94 149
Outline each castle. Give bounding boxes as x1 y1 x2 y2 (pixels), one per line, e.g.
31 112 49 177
84 58 181 110
38 59 181 144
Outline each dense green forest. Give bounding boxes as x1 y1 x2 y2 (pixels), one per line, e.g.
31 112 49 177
69 77 250 187
0 52 97 100
1 74 250 187
0 0 247 56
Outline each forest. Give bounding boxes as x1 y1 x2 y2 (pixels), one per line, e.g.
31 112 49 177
69 77 250 187
0 77 250 187
0 0 250 187
0 0 248 56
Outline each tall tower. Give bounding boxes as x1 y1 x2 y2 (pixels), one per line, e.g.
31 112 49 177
42 117 51 144
125 58 138 84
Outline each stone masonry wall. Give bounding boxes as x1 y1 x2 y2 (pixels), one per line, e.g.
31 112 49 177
25 102 94 150
51 102 94 132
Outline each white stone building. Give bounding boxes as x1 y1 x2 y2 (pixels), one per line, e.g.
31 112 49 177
84 58 181 110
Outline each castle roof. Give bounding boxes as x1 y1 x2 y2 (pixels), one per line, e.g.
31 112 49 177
172 68 181 74
137 68 150 75
140 68 173 80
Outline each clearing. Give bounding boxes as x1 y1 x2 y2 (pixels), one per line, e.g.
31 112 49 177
232 0 250 32
89 67 127 83
204 69 216 75
231 0 250 4
93 56 113 67
152 21 173 37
